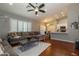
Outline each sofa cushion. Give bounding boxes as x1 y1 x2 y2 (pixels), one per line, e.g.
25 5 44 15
17 32 22 36
22 32 29 36
8 32 17 37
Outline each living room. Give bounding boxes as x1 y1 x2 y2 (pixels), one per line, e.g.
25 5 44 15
0 3 79 56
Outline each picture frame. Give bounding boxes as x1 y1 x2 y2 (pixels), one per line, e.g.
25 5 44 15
71 21 79 29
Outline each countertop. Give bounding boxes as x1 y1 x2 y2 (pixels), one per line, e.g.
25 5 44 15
51 32 68 34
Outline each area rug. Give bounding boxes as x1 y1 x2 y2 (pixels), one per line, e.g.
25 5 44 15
19 42 38 52
13 42 51 56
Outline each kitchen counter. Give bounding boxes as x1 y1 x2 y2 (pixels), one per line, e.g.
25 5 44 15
51 32 68 34
50 32 70 42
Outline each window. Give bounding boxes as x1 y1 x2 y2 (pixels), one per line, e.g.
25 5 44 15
18 20 23 32
10 19 17 32
23 22 32 32
10 19 32 32
27 22 32 32
23 22 28 32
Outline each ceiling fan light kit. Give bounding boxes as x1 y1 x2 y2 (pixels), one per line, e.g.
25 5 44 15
26 3 46 16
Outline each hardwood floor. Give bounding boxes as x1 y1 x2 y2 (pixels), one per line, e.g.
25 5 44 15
40 39 79 56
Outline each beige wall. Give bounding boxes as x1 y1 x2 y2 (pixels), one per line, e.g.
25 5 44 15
32 21 40 31
47 21 57 32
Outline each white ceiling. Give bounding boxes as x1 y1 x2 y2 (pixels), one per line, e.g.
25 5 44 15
0 3 70 20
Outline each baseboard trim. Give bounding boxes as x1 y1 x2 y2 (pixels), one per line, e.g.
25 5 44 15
51 38 74 43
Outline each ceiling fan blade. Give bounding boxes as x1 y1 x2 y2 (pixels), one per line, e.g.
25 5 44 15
27 9 34 11
29 3 35 8
35 11 38 15
39 4 45 9
39 10 46 13
26 5 31 8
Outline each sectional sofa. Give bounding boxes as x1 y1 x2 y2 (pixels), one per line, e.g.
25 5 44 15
8 32 41 45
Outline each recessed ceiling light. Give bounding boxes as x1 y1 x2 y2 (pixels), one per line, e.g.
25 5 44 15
9 3 13 5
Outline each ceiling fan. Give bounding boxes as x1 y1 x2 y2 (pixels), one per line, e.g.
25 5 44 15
26 3 46 16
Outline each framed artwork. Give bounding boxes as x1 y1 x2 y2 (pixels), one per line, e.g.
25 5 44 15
71 21 79 29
